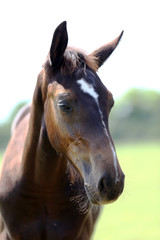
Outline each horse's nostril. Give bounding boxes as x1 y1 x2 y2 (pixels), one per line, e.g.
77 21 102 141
98 174 113 194
98 178 106 193
98 172 125 201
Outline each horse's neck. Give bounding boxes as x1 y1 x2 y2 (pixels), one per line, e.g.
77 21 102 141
21 114 79 211
34 121 68 188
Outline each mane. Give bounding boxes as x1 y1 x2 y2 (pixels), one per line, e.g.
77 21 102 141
62 47 98 75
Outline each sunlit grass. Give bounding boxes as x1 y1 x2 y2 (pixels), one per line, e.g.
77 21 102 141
93 142 160 240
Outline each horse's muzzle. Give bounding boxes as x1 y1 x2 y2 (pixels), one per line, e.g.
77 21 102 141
85 172 125 205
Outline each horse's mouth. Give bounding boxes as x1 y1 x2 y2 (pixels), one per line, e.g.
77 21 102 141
84 183 119 205
84 183 100 205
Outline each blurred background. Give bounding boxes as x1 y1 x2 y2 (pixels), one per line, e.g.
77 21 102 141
0 0 159 239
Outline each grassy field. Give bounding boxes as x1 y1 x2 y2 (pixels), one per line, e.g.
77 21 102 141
0 142 160 239
93 142 160 240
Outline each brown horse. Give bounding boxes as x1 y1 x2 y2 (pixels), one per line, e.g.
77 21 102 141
0 22 125 240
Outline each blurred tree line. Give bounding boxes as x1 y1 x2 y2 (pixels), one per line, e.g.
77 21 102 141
110 89 160 142
0 89 160 151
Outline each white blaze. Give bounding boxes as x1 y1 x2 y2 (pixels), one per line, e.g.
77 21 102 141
77 78 99 101
77 78 119 182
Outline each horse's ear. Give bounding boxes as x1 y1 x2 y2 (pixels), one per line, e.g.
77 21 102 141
89 31 124 70
50 21 68 70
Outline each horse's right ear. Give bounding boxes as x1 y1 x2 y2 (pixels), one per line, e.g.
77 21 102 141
50 21 68 71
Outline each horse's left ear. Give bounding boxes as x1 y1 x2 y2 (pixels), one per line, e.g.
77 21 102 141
89 31 124 70
50 21 68 70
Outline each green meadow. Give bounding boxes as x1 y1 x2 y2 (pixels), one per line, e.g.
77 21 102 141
0 142 160 240
93 142 160 240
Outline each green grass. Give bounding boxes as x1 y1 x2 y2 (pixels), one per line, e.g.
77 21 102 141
1 143 160 239
93 142 160 240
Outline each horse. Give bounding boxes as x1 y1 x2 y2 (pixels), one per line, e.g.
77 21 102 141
0 21 125 240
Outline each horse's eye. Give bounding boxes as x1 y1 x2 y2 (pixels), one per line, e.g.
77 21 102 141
58 100 72 113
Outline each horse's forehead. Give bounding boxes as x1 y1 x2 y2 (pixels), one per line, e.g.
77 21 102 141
75 71 108 101
76 78 99 103
52 67 109 102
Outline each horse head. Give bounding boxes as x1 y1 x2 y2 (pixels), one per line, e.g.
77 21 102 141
42 21 124 205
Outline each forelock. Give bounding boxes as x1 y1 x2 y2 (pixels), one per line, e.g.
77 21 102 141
62 47 98 75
